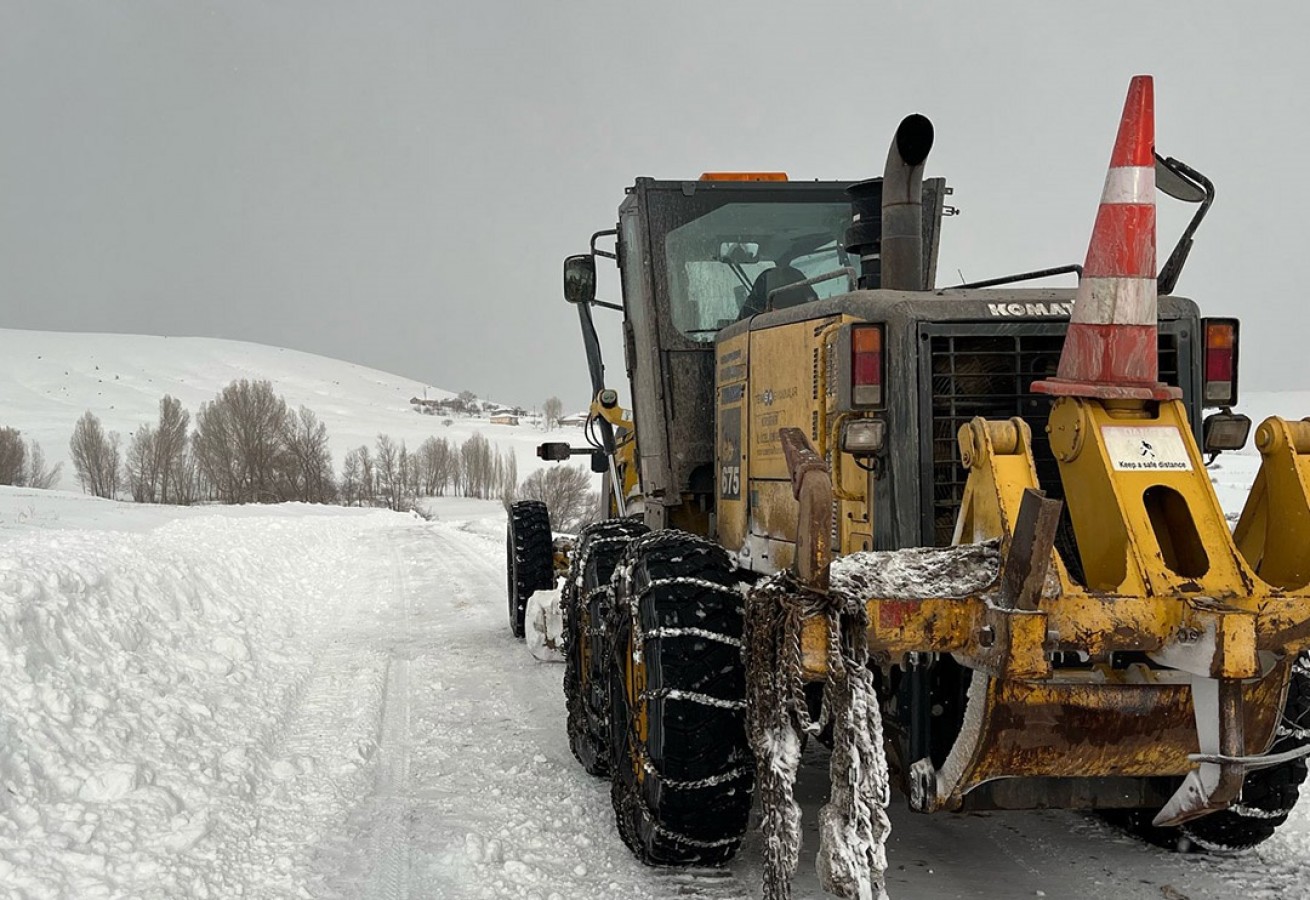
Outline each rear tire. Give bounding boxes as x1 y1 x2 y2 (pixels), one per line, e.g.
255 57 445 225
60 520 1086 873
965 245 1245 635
507 500 553 640
563 518 649 776
607 530 753 866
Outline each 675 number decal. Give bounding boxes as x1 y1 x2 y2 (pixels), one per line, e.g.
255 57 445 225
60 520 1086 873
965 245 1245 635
720 465 741 499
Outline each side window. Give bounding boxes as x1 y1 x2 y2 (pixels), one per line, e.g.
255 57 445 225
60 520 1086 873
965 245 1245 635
790 241 852 299
679 262 744 337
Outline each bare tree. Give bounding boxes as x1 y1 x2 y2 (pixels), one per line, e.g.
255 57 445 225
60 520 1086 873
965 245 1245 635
154 395 190 504
0 428 25 485
24 440 61 490
193 379 289 503
168 449 202 505
341 446 373 506
416 436 454 496
70 411 122 498
461 433 494 498
542 396 563 431
498 449 518 508
516 465 596 533
0 429 59 489
374 434 414 512
281 406 335 503
125 425 159 502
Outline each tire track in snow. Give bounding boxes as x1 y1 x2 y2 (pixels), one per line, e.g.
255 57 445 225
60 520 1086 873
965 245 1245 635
360 538 416 900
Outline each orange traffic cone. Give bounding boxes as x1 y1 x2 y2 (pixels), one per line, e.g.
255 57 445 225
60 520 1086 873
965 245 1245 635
1033 75 1181 401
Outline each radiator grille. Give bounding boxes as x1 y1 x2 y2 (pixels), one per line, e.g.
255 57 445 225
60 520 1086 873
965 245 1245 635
928 331 1181 546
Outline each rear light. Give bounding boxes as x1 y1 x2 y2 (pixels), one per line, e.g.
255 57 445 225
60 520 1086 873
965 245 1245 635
1202 318 1239 406
851 324 884 407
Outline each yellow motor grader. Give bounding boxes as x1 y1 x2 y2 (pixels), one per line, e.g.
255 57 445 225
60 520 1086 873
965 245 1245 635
507 76 1310 897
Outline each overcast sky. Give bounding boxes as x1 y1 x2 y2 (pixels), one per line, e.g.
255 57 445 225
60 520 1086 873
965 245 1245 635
2 1 1308 408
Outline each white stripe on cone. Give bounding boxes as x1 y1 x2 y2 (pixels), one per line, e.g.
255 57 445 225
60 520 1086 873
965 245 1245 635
1068 277 1157 325
1100 166 1155 205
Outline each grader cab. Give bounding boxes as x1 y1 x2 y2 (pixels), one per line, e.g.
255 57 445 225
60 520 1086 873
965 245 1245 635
507 76 1310 897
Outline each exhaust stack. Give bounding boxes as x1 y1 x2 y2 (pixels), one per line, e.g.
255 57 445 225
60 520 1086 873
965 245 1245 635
880 114 935 292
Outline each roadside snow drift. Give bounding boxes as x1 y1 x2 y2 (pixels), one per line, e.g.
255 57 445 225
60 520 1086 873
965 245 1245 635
0 500 400 898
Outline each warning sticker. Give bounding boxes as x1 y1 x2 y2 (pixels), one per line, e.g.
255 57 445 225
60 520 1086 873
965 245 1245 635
1101 426 1193 472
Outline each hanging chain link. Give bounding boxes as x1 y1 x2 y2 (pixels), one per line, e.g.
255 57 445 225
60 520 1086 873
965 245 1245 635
746 572 890 900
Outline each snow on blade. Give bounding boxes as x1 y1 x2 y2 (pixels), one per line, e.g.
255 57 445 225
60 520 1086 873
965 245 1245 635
829 540 1001 601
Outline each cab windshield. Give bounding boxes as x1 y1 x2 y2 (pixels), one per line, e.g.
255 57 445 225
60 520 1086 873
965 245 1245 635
663 201 855 342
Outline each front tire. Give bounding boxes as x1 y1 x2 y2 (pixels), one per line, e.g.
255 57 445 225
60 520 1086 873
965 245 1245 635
1181 653 1310 850
507 500 553 640
607 530 753 866
563 518 649 776
1106 653 1310 851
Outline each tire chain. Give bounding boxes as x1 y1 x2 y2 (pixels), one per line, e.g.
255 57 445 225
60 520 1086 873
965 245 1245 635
609 531 753 862
564 522 648 775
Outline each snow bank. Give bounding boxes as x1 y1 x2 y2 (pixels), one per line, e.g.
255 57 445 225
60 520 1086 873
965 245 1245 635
0 500 400 899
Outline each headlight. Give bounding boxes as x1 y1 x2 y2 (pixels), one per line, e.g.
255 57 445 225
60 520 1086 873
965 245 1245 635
1202 412 1251 453
842 419 886 455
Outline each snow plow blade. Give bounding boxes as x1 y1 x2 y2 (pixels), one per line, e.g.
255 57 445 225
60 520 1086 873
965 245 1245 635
791 409 1310 819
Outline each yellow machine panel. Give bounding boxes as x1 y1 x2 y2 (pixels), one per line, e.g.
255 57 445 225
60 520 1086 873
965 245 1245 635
716 314 874 572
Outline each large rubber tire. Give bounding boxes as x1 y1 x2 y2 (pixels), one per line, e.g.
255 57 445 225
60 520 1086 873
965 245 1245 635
563 518 649 776
607 530 753 866
1106 654 1310 852
507 500 553 640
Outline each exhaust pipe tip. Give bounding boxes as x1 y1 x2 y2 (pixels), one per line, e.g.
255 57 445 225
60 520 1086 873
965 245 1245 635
894 114 934 168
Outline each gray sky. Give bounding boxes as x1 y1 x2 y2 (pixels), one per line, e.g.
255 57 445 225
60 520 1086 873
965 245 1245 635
2 1 1308 408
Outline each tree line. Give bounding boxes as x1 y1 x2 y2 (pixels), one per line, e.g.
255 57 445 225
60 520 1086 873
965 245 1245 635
2 378 596 529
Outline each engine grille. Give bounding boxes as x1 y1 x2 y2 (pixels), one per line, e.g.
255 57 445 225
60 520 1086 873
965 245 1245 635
928 329 1181 547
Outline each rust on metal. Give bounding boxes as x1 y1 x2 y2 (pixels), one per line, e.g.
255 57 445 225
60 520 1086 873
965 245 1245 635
999 488 1063 611
779 426 833 592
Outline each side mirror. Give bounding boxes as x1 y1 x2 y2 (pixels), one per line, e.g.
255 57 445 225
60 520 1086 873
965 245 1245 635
564 254 597 305
718 241 760 265
1155 154 1206 204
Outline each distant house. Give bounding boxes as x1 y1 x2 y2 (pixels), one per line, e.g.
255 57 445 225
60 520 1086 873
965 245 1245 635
409 396 444 415
559 411 589 428
490 409 520 426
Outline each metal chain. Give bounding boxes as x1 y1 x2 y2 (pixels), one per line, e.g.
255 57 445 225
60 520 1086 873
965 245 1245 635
640 687 748 710
640 752 750 790
642 626 745 650
1229 802 1292 820
747 571 889 900
649 819 742 849
628 573 743 664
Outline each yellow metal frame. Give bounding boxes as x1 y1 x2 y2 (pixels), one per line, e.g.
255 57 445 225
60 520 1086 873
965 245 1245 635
797 401 1310 813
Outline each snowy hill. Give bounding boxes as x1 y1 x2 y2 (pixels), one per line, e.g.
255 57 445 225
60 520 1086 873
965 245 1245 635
0 328 580 489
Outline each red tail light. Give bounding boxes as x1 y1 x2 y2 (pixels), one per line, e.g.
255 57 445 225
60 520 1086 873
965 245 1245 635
852 324 884 407
1202 318 1239 406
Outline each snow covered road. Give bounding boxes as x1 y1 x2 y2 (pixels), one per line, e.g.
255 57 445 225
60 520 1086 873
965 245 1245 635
3 491 1310 899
